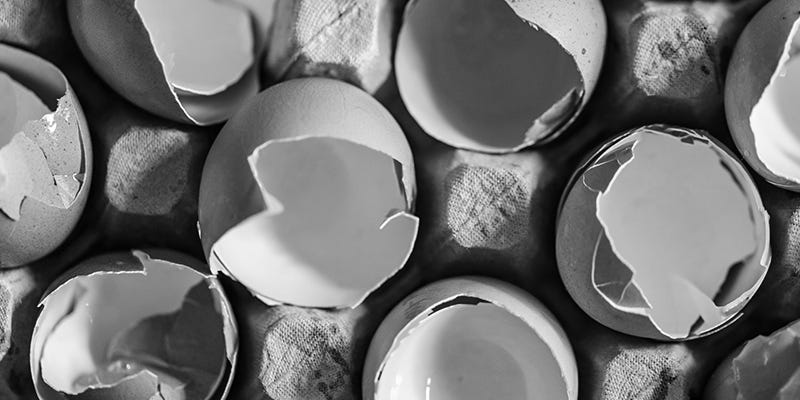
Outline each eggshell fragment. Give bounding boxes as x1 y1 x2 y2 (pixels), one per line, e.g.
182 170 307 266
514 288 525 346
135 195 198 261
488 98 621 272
726 0 800 190
363 277 578 400
30 250 237 400
705 319 800 400
67 0 259 125
267 0 398 93
395 0 606 153
0 44 92 268
199 78 418 308
557 125 770 341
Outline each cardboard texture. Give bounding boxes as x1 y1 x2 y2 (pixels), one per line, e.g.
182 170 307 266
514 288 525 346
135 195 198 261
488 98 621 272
267 0 398 93
0 0 70 58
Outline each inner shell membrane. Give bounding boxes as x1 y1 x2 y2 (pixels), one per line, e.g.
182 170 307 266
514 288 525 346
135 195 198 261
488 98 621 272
751 25 800 183
212 136 416 307
376 302 568 400
396 0 581 151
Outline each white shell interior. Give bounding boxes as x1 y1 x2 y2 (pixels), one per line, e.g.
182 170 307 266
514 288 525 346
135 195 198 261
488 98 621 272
396 0 581 151
136 0 253 96
587 128 765 339
36 253 227 399
751 21 800 183
0 69 84 220
0 72 49 218
722 319 800 399
0 72 49 148
376 302 569 400
211 136 418 308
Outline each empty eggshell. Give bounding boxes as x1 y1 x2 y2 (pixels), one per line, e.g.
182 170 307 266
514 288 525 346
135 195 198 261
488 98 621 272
199 78 418 309
30 249 237 400
726 0 800 190
0 43 92 268
556 125 770 341
362 276 578 400
705 319 800 400
395 0 606 153
267 0 399 93
66 0 260 125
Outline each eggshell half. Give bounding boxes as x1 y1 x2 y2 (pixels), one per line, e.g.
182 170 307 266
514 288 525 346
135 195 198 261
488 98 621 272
30 250 238 400
395 0 606 153
0 44 92 268
362 276 578 400
199 78 418 308
67 0 259 125
557 125 770 340
705 319 800 400
725 0 800 190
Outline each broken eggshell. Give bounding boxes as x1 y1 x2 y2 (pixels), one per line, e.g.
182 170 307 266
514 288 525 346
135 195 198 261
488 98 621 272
556 125 770 341
362 276 578 400
66 0 260 125
30 249 237 400
395 0 606 153
705 319 800 400
267 0 399 93
199 77 418 309
726 0 800 190
0 43 92 268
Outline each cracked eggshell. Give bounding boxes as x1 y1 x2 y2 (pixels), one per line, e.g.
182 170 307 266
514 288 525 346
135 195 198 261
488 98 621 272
705 319 800 400
0 44 92 268
0 233 98 400
67 0 259 125
362 277 578 400
556 125 770 341
199 77 418 309
30 249 238 400
395 0 606 153
726 0 800 190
